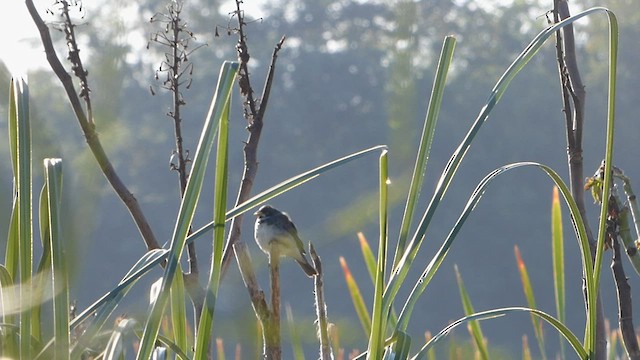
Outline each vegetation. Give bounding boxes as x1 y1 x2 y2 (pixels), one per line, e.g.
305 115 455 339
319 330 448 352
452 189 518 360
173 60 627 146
1 0 639 359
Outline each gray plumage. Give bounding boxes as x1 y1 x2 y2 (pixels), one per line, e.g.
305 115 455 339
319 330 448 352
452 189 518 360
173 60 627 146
254 205 317 277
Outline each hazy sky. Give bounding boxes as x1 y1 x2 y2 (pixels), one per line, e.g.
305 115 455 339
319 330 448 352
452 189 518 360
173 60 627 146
2 0 512 75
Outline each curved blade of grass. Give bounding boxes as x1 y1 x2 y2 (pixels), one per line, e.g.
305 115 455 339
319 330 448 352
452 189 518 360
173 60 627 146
551 186 566 359
590 9 618 356
194 78 232 358
136 61 238 360
187 144 388 243
366 150 389 360
412 307 587 360
68 249 168 358
384 8 611 325
70 249 167 330
453 265 489 360
393 36 456 268
514 246 546 360
339 256 371 335
44 159 69 359
72 145 387 323
396 162 593 334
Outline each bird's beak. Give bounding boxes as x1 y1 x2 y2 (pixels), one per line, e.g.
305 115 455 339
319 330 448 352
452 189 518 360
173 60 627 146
253 210 261 216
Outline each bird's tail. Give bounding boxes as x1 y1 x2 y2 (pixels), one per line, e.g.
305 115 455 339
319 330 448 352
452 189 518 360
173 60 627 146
296 258 318 277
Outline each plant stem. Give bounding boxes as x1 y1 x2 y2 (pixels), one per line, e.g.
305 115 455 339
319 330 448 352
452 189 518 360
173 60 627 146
267 255 282 360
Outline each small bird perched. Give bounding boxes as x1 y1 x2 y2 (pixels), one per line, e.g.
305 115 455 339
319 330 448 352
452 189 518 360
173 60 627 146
254 205 317 277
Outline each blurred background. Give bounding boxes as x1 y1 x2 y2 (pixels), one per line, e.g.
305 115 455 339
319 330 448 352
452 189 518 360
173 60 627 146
1 0 639 358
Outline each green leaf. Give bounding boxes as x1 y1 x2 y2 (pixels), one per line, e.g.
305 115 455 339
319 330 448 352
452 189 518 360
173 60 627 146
169 267 188 353
551 186 566 360
339 256 371 335
454 265 489 360
514 246 546 360
44 158 68 359
366 150 389 359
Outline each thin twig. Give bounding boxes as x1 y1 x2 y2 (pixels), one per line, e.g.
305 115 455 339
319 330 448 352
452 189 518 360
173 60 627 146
149 0 205 327
219 5 287 277
233 242 278 359
311 243 334 360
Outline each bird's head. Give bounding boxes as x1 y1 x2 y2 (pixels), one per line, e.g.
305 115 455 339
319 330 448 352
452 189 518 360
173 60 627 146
254 205 277 218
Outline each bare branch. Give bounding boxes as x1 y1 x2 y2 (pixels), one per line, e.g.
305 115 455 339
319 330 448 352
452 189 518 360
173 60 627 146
26 0 160 251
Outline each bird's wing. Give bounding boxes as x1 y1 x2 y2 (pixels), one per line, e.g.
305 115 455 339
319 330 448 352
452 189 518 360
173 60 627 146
279 214 306 254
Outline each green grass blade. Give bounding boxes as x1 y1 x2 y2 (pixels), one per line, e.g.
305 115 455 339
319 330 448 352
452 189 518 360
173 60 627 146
136 61 238 360
9 77 34 359
339 256 371 335
384 8 609 321
44 159 68 359
6 79 19 280
357 232 377 286
412 307 587 360
194 76 232 358
187 145 388 244
393 36 455 268
366 150 389 360
551 186 566 360
169 266 188 353
395 162 593 333
514 246 546 360
453 265 489 360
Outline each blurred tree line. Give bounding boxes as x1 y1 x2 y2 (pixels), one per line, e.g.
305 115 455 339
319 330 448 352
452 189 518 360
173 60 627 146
1 0 639 357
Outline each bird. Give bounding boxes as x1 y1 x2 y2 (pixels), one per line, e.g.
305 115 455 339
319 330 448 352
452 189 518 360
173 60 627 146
253 205 317 277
